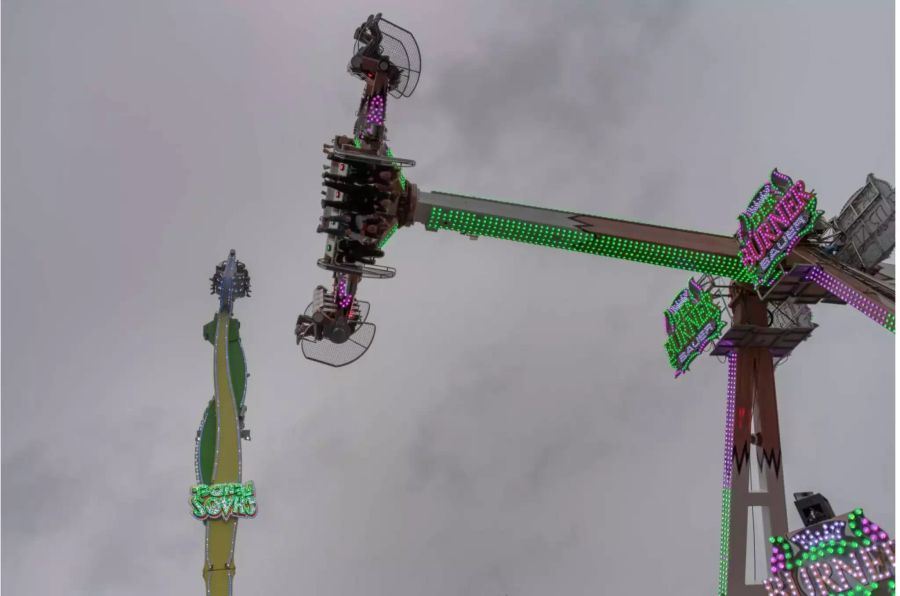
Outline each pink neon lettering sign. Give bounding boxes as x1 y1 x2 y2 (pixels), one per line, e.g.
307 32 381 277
736 169 819 289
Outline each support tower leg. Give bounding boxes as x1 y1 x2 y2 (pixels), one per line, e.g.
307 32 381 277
721 291 789 595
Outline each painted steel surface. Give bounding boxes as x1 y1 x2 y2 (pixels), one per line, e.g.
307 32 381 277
202 313 242 595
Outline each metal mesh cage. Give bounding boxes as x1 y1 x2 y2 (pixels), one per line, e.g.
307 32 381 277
831 174 895 271
300 322 376 367
352 16 421 98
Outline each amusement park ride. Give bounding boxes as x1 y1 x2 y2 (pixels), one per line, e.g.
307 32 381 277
296 13 896 595
191 13 896 596
192 250 256 595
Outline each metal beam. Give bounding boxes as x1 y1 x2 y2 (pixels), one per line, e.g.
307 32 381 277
416 190 751 281
413 190 895 331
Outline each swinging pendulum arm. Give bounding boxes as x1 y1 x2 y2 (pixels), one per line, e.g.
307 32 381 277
409 189 895 330
414 190 751 281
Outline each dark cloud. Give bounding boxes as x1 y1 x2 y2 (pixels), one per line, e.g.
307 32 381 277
420 1 694 170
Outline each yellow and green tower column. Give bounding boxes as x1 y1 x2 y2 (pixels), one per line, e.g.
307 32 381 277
192 250 256 596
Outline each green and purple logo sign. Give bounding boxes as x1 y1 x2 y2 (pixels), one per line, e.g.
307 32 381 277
765 509 895 594
737 169 819 289
191 482 257 521
664 278 726 377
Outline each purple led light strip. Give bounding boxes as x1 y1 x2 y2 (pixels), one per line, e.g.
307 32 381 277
803 266 894 332
366 94 385 126
717 352 738 594
337 278 353 309
722 352 737 488
769 546 787 575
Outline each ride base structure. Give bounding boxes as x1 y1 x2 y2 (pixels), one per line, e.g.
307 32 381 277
295 13 896 596
193 250 255 595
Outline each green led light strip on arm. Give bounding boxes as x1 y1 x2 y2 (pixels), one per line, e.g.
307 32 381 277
424 205 754 282
384 147 407 191
378 224 399 249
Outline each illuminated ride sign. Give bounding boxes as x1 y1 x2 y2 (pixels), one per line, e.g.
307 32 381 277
190 482 257 521
663 278 726 377
765 509 895 595
737 168 819 289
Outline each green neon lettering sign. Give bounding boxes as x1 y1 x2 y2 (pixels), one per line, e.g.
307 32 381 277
664 278 726 377
765 509 895 594
190 482 257 521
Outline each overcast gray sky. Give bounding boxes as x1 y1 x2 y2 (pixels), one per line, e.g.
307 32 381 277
2 0 894 594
